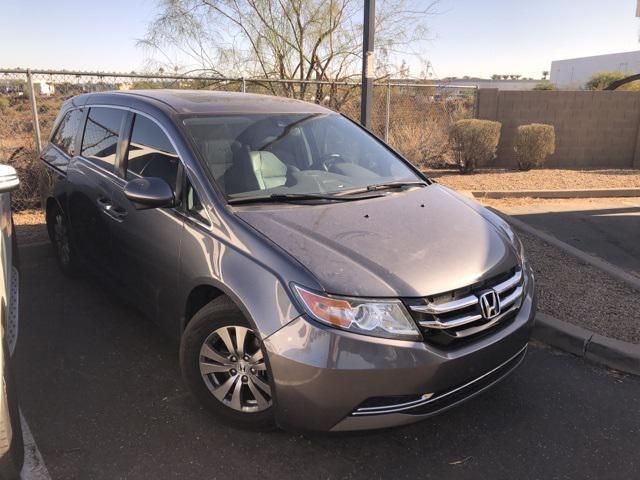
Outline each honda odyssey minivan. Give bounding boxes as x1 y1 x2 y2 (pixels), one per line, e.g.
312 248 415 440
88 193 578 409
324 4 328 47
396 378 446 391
40 90 535 432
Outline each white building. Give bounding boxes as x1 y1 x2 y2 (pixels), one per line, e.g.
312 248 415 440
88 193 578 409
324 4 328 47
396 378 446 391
34 81 54 96
550 51 640 88
441 79 541 91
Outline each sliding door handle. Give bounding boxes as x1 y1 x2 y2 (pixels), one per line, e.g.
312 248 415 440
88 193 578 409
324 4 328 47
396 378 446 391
96 197 111 209
109 207 128 220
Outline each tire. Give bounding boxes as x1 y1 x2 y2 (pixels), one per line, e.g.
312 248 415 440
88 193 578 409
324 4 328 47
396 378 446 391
47 205 81 276
180 296 275 431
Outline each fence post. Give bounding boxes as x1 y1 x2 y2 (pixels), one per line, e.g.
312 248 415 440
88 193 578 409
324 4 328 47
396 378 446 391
26 69 42 155
473 86 480 119
241 76 246 93
384 82 391 141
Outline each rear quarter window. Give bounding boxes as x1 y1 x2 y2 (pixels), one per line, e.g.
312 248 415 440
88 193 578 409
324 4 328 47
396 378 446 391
41 108 85 171
51 109 84 156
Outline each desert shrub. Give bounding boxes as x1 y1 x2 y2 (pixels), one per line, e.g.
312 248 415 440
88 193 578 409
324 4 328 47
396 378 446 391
5 146 46 210
375 90 472 169
533 81 556 91
514 123 555 171
0 93 64 210
585 71 625 90
449 119 501 173
388 117 454 169
0 97 9 111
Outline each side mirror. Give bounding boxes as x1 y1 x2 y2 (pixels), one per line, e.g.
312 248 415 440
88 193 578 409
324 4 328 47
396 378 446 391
0 165 19 194
124 177 175 210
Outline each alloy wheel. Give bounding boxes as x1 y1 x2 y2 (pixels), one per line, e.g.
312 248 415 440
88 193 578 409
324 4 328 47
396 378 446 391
53 213 71 266
199 325 272 413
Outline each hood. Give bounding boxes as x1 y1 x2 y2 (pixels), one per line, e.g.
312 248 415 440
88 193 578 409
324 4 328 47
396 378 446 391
235 184 519 298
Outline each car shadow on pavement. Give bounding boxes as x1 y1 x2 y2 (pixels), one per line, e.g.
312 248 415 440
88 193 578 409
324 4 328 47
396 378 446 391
13 246 640 480
512 203 640 277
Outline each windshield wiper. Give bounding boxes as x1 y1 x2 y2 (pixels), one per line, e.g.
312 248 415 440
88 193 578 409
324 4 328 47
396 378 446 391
336 181 428 196
366 181 428 192
228 192 385 205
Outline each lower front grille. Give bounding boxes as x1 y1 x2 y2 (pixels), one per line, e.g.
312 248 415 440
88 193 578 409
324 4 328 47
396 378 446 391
406 268 525 346
351 344 527 417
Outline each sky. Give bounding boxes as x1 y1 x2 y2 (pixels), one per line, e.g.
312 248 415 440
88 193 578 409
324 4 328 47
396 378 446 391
1 0 639 79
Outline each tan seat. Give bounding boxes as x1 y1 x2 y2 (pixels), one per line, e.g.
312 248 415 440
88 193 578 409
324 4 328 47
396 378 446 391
249 151 288 190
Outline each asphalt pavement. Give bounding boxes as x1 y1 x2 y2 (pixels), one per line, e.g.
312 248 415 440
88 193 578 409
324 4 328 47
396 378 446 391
14 245 640 480
498 197 640 277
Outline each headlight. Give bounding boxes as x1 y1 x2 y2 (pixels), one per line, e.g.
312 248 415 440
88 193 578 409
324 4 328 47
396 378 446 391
293 285 421 341
501 222 525 262
513 231 526 262
485 210 526 262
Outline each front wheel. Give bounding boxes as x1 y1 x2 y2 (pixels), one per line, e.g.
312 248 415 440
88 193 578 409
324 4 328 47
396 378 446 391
180 296 275 430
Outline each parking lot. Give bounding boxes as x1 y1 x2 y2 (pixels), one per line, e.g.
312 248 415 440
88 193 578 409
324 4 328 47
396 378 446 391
11 244 640 479
491 197 640 276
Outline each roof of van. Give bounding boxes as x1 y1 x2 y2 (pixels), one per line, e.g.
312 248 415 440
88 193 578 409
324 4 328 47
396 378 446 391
85 89 334 115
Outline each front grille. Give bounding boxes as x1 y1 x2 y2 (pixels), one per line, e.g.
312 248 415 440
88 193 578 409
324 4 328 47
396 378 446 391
405 268 525 347
351 344 527 417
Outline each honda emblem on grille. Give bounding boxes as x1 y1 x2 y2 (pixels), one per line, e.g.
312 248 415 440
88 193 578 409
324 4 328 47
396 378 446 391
479 290 501 319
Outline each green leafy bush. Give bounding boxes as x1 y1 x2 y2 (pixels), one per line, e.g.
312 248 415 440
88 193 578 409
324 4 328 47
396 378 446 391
532 81 556 91
514 123 555 171
585 71 625 90
449 119 501 173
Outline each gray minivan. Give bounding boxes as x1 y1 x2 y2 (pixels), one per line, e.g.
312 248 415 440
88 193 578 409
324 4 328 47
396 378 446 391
40 90 535 432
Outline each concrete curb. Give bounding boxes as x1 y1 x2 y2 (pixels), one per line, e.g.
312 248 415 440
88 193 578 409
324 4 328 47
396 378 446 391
488 208 640 292
533 313 640 376
472 188 640 199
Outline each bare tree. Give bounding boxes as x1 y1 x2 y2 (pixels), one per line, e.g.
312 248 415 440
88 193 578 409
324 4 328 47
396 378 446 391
139 0 439 103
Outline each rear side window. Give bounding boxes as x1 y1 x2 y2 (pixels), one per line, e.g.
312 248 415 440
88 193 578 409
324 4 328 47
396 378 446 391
81 107 126 171
51 109 84 156
125 115 179 190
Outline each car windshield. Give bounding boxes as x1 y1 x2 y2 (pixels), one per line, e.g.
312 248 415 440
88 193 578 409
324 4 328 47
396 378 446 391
183 113 423 201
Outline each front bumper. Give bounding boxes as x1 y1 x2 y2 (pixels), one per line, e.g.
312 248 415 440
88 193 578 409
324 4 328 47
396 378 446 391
263 267 536 432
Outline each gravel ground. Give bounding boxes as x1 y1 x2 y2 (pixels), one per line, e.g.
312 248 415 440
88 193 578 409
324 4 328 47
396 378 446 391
519 229 640 344
14 209 48 245
427 168 640 191
479 196 635 208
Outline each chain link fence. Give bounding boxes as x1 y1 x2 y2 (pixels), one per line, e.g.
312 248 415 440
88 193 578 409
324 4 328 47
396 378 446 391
0 68 477 210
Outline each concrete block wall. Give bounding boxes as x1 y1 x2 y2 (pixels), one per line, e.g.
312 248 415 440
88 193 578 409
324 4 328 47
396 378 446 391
477 88 640 169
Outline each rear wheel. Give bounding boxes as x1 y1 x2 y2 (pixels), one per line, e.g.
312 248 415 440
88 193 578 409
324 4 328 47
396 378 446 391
180 296 275 430
47 205 81 275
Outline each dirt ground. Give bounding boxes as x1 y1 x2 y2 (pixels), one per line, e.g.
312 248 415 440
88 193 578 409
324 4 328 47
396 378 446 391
427 168 640 191
14 209 47 245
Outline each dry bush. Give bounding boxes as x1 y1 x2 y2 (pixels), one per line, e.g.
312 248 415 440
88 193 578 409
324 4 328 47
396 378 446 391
0 94 63 210
449 119 501 173
388 119 451 168
6 147 46 210
514 123 555 171
381 89 473 168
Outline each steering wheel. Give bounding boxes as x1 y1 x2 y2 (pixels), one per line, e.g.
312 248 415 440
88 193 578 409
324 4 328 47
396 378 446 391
313 153 345 172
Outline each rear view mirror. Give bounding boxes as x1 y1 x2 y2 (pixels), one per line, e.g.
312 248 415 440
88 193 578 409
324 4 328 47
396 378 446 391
124 177 175 210
0 165 19 194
